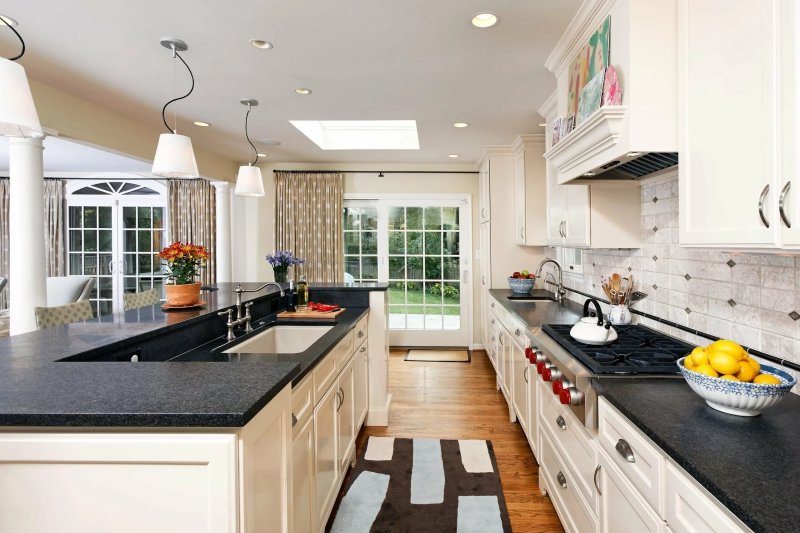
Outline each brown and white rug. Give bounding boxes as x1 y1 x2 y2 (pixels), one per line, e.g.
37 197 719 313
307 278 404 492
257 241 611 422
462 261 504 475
404 349 471 363
327 437 511 532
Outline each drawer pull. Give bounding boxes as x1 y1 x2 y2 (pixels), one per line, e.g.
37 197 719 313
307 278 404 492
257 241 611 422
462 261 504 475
490 302 495 308
523 366 528 383
360 346 367 353
780 181 792 228
759 184 770 228
292 413 298 427
515 329 521 336
615 439 636 463
555 415 566 431
491 319 495 325
556 471 567 489
358 330 365 338
336 388 344 412
594 465 602 495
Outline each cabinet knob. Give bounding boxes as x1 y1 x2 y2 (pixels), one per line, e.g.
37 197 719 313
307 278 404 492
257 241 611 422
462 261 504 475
555 415 567 430
556 471 567 489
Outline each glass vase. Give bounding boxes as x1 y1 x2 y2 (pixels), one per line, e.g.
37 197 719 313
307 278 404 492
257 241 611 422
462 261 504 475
273 266 288 283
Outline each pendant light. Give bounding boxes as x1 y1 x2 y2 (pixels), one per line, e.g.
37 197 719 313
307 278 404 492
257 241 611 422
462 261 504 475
234 99 265 197
0 15 42 137
151 38 199 178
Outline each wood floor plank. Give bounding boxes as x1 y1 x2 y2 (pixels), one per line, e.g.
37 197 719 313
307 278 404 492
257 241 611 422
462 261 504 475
331 349 564 532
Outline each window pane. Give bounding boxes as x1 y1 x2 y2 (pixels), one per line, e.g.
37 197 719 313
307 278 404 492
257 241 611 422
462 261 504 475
424 207 441 230
389 257 405 279
83 206 97 228
389 283 406 304
124 230 136 252
99 230 112 252
98 206 113 228
123 206 136 228
388 207 405 230
406 208 423 230
69 253 82 274
442 257 460 280
443 231 459 255
343 207 360 230
424 257 441 279
153 207 164 229
99 253 112 275
99 277 113 299
69 230 82 252
345 256 360 279
84 230 97 252
83 254 98 275
344 232 360 254
362 231 377 254
138 230 151 252
388 231 405 255
424 282 443 304
137 207 152 228
361 208 378 230
407 232 423 254
424 232 442 255
69 207 82 228
361 256 378 280
442 207 459 230
138 254 152 275
406 256 423 279
124 254 136 274
443 281 460 304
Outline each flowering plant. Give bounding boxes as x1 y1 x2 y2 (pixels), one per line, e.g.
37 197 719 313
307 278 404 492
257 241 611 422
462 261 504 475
266 250 304 282
159 241 209 285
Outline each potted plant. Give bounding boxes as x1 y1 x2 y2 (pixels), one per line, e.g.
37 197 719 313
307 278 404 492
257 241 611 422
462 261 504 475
159 241 209 306
266 250 304 283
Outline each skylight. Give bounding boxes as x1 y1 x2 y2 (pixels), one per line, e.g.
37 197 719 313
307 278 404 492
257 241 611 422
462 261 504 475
289 120 420 150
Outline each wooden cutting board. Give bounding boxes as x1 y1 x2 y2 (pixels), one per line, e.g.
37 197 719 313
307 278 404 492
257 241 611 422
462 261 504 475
277 308 346 319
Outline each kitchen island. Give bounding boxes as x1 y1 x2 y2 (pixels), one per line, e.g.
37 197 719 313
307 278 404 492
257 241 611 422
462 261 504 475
0 282 390 533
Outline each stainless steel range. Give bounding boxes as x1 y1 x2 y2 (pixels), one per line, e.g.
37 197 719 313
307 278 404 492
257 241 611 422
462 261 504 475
526 324 694 430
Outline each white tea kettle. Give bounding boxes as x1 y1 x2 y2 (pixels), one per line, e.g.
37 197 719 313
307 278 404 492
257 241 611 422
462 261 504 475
570 298 618 345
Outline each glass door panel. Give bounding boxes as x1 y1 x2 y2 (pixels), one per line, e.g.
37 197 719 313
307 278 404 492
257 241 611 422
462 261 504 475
343 206 379 282
67 205 115 316
121 206 167 298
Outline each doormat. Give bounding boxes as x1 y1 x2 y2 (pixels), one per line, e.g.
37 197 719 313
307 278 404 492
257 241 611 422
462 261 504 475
327 436 511 533
405 349 471 363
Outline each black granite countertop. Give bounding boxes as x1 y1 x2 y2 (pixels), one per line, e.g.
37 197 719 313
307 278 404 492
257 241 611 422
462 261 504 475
594 378 800 533
489 289 585 328
0 282 382 428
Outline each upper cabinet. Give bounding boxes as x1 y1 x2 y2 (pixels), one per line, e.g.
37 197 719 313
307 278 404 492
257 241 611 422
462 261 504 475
513 135 549 246
679 0 800 248
543 0 678 184
479 157 491 223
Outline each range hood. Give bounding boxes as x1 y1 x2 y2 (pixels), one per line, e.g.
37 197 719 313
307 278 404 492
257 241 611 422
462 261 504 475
583 151 678 180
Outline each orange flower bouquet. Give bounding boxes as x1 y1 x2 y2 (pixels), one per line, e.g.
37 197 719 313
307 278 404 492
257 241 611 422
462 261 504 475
159 241 209 285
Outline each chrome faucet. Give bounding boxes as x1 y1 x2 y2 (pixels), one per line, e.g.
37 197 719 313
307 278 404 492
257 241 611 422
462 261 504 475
535 259 566 303
218 282 285 339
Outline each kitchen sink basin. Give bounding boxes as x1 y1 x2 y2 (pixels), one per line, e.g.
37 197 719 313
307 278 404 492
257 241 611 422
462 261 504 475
224 325 333 354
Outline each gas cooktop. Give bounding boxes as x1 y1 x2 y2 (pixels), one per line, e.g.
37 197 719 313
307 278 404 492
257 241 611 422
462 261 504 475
542 324 694 375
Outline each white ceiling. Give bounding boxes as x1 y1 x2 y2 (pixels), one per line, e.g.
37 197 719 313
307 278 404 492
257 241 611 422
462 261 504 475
0 136 152 174
0 1 580 165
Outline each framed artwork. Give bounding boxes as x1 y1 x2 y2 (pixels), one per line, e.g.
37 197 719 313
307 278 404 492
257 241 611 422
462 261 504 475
602 65 622 105
567 16 611 116
552 117 563 146
578 70 605 124
564 115 576 136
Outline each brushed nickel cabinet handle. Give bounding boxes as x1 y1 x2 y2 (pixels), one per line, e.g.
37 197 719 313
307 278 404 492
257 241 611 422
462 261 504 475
616 438 636 463
779 181 791 228
523 366 529 383
557 471 567 489
520 227 525 240
556 415 567 431
594 465 602 495
759 184 770 228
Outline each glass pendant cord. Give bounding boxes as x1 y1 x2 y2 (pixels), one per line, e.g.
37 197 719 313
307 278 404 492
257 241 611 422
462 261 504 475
160 47 194 134
2 19 25 61
244 104 258 166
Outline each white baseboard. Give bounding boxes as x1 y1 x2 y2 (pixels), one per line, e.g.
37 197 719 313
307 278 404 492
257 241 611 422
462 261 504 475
471 342 485 351
365 394 392 427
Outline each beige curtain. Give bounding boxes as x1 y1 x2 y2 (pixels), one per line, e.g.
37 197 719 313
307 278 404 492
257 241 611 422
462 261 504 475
274 171 343 283
0 179 8 309
168 179 216 285
43 179 65 278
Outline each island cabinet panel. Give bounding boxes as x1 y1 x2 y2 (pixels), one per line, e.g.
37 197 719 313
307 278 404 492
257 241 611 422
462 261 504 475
314 382 340 530
354 339 369 428
0 432 238 533
337 356 357 473
292 417 316 533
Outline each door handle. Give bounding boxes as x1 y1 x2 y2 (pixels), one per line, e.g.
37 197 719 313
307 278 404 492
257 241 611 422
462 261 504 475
108 260 114 274
779 181 791 228
615 439 636 463
759 184 770 228
594 465 602 495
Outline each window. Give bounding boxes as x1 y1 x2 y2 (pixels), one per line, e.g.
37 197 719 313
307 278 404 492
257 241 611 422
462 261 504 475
343 205 378 282
558 247 584 275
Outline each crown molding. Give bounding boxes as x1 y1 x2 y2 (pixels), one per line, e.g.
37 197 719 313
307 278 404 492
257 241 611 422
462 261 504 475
544 0 616 76
537 91 558 121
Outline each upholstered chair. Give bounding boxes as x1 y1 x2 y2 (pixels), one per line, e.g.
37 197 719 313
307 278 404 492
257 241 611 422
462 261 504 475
123 288 161 311
46 276 95 306
35 300 93 330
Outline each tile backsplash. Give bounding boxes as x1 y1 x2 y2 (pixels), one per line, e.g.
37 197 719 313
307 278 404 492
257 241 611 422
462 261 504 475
546 172 800 383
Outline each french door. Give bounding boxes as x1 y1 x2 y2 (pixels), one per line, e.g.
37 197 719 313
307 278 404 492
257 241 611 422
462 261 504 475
344 196 471 347
66 180 168 315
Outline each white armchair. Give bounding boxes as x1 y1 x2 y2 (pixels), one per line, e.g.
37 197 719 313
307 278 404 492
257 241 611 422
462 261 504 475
46 276 95 307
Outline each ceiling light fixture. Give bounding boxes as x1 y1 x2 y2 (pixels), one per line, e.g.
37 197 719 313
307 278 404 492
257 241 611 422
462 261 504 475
295 88 312 95
449 154 460 158
193 121 210 127
151 38 199 178
0 15 42 137
249 39 273 49
257 152 267 157
471 13 499 28
453 122 469 128
234 99 265 197
538 122 547 127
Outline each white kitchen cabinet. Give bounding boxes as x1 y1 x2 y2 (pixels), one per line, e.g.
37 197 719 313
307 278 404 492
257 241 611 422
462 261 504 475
354 340 369 428
511 331 530 436
479 157 491 223
314 383 339 529
292 417 316 533
337 356 356 473
665 462 748 533
513 135 548 246
598 448 664 533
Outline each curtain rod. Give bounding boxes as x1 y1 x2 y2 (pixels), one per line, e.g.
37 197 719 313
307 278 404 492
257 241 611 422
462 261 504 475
273 169 478 175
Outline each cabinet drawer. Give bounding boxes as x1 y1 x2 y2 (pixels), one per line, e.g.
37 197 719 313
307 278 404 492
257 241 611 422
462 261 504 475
354 314 369 345
598 397 664 515
313 352 338 405
292 374 314 436
333 331 354 369
540 387 597 510
665 462 748 533
540 430 597 533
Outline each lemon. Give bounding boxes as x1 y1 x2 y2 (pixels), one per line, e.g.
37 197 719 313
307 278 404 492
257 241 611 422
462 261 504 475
694 364 719 378
735 361 758 382
709 351 741 375
720 374 740 381
753 374 782 385
683 357 696 370
744 357 761 374
707 339 748 361
690 347 709 366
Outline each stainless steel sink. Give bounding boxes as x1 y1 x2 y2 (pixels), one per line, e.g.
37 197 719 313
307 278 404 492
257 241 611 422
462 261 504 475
224 325 333 354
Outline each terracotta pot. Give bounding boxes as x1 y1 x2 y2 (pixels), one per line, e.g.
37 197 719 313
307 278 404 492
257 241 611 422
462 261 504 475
165 282 201 306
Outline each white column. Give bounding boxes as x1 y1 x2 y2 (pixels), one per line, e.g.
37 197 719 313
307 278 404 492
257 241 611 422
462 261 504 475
9 136 46 335
212 181 232 283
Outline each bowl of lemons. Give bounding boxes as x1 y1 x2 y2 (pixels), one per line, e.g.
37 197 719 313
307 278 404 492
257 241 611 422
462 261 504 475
678 339 796 417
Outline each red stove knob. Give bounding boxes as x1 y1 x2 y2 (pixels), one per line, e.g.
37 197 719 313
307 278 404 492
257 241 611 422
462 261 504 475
560 387 585 406
559 388 571 405
536 361 547 374
552 380 563 395
524 347 534 363
542 367 552 381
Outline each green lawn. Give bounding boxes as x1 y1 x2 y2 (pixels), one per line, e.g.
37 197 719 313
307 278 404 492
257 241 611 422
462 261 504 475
388 286 460 315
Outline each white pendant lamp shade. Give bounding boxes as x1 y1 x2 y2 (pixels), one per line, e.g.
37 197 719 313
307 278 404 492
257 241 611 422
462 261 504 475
0 58 42 137
235 165 265 197
152 133 199 178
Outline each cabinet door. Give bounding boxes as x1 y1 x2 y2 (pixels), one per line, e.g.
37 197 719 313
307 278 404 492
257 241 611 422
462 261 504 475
479 158 491 222
292 418 315 533
338 357 356 473
314 384 339 527
354 341 369 428
514 151 527 244
565 183 590 247
598 450 663 533
511 338 529 436
479 222 491 290
546 160 567 245
679 0 779 246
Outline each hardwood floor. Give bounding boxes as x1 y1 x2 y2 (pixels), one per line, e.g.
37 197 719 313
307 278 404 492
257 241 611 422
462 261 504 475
337 348 564 532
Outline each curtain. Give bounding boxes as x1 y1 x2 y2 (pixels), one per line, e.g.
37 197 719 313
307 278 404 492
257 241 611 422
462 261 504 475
168 179 216 285
0 179 8 309
274 171 344 283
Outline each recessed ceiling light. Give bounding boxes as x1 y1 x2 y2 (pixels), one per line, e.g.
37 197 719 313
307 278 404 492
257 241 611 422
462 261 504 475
453 122 469 128
249 39 273 49
471 13 499 28
290 120 420 150
295 88 312 95
449 154 460 158
257 153 267 158
0 15 18 27
584 171 596 176
538 122 547 127
193 121 211 127
627 152 641 157
254 139 282 146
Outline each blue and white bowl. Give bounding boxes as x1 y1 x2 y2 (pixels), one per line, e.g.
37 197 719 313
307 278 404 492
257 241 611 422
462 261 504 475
677 357 796 417
508 277 535 294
